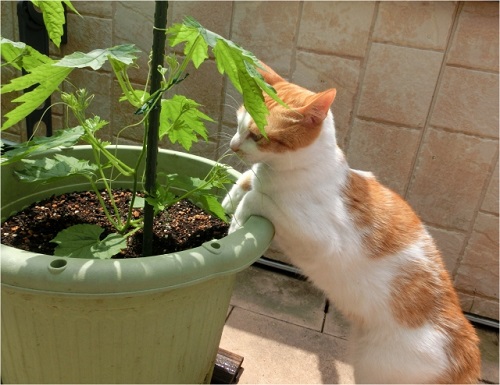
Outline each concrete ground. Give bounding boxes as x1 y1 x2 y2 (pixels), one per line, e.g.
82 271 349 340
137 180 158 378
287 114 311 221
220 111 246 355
220 265 499 384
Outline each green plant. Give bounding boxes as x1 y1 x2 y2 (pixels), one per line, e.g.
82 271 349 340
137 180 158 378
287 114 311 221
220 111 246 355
1 1 282 259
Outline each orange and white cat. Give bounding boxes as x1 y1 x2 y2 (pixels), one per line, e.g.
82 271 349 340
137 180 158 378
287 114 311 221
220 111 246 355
222 63 481 384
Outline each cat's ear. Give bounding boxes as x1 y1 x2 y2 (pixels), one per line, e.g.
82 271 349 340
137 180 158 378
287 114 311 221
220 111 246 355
257 61 285 85
298 88 337 128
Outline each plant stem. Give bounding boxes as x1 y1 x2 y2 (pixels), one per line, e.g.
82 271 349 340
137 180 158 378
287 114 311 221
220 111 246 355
143 0 168 257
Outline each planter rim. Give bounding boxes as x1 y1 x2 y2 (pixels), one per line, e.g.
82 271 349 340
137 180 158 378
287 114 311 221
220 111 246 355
1 145 274 296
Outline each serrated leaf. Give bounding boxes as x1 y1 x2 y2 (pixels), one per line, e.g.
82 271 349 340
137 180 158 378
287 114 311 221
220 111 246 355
160 95 212 151
173 17 287 135
192 194 227 222
145 186 176 215
167 173 209 193
55 44 139 70
1 63 72 130
15 154 97 183
167 171 229 222
212 39 272 133
31 1 66 48
0 37 52 71
62 0 80 16
52 224 127 259
167 23 208 68
1 125 84 165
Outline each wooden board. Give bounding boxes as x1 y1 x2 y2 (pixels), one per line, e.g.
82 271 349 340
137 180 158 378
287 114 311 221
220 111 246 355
211 348 244 384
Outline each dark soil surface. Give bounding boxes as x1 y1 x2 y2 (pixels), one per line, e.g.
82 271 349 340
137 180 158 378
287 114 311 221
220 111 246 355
1 189 229 258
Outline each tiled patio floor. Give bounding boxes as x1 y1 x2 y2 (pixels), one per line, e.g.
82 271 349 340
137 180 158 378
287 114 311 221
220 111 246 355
220 265 499 384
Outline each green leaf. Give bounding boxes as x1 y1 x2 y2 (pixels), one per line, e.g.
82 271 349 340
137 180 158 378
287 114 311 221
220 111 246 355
15 154 97 183
62 0 80 16
160 95 212 151
52 224 127 259
167 23 208 68
192 194 227 222
1 63 73 130
170 17 287 135
132 196 145 208
1 125 84 165
166 169 230 222
31 1 66 48
0 37 52 71
55 44 140 70
145 185 176 215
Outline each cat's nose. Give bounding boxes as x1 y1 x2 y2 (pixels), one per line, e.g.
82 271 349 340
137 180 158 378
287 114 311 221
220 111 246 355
230 138 240 152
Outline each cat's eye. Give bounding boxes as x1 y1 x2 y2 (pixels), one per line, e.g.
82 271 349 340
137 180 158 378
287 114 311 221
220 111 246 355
248 131 264 142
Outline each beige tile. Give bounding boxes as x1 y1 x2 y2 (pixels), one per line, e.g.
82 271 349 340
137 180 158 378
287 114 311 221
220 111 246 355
231 2 301 76
1 1 16 41
455 212 499 299
230 266 326 331
431 67 499 138
407 127 497 230
62 13 112 60
358 43 443 127
482 160 499 214
346 119 421 195
170 1 232 38
425 225 466 277
168 60 224 123
221 81 242 126
298 2 376 58
448 2 499 72
322 304 350 340
72 1 113 18
113 1 155 84
293 51 361 149
221 307 354 384
110 81 146 143
477 326 500 384
373 2 456 51
459 292 499 321
62 69 112 127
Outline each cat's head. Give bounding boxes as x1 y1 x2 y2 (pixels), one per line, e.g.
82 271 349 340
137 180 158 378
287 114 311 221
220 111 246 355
230 62 337 166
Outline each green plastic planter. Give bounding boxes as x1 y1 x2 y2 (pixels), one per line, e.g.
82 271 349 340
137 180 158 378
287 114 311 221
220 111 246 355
1 145 274 384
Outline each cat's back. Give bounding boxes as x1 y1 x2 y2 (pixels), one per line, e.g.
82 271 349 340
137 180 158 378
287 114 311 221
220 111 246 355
341 170 481 384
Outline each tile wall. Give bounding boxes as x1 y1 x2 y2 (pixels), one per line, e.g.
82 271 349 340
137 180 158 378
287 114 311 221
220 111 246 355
1 1 498 320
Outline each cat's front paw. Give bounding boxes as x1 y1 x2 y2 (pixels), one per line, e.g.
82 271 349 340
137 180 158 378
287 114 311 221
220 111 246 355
222 185 247 215
222 170 253 215
228 217 243 234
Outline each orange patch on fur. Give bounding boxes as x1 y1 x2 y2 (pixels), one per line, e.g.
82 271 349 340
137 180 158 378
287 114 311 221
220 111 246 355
247 82 335 153
428 240 481 383
238 171 253 192
390 239 481 383
343 170 423 258
390 257 441 328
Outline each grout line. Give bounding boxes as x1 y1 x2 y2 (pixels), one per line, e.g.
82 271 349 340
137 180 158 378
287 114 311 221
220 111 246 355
355 115 423 131
295 46 364 62
445 62 499 75
452 145 499 280
289 0 304 81
343 1 380 154
225 305 235 323
230 305 330 336
215 1 237 160
320 299 330 333
430 125 500 142
403 1 463 200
